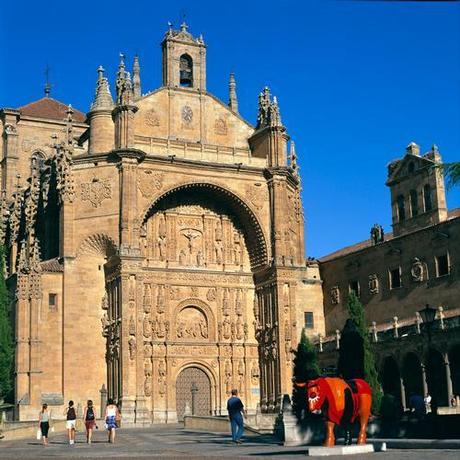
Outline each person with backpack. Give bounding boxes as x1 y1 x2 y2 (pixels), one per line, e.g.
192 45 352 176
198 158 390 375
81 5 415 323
83 400 97 444
64 400 77 445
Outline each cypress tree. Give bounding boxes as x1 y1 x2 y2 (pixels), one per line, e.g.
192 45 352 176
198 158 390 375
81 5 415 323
343 291 382 414
0 246 14 402
292 328 320 420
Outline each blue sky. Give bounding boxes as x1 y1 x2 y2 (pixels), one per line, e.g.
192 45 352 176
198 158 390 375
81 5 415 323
1 0 459 257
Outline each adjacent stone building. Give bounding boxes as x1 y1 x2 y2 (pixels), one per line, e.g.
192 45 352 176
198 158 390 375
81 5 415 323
319 142 460 410
0 23 324 423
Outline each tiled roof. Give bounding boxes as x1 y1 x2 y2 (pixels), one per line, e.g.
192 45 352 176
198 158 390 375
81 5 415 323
18 97 86 123
319 208 460 263
40 258 63 273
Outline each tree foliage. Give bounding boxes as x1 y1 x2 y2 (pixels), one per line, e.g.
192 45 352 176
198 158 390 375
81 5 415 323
0 246 14 402
441 162 460 190
342 291 382 414
292 329 320 420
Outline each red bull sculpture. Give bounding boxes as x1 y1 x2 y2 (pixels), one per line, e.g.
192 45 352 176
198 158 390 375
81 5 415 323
296 377 372 447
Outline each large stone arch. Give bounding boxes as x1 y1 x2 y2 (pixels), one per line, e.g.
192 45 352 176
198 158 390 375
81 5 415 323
141 182 269 270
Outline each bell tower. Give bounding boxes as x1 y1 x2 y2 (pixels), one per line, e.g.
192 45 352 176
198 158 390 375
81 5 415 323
161 22 206 91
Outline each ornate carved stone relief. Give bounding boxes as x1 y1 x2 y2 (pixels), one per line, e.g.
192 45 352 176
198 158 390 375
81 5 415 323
137 170 164 198
411 257 425 282
330 285 340 305
214 118 227 135
80 178 112 208
176 307 208 340
245 184 266 211
144 108 160 127
368 274 379 295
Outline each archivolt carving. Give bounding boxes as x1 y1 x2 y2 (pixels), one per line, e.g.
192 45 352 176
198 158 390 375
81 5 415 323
140 182 269 270
77 233 118 258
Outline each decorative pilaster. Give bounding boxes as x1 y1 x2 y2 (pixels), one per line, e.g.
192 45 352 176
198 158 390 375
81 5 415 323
0 109 20 198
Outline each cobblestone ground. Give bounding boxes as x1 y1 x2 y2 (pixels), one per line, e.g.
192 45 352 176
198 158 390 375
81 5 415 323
1 425 459 459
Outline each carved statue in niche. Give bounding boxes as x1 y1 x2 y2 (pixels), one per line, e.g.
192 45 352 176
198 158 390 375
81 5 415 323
223 317 231 340
196 250 204 267
411 257 425 282
143 284 152 313
206 288 217 302
143 316 151 338
176 307 208 340
214 240 223 264
244 323 249 342
215 220 223 242
153 314 167 339
101 293 109 310
331 286 340 305
158 236 167 261
128 336 136 360
368 274 379 295
231 321 236 341
224 361 232 393
236 316 244 340
158 214 166 238
144 365 152 397
144 343 152 358
284 319 292 341
158 360 166 396
129 316 136 335
233 232 243 265
101 313 110 337
222 288 230 317
157 285 165 314
179 249 187 266
235 289 243 316
251 362 260 383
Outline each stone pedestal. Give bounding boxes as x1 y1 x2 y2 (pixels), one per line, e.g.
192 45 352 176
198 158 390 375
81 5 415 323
307 444 380 456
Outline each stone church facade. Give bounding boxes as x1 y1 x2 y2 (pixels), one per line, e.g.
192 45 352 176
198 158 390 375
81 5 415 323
0 24 324 423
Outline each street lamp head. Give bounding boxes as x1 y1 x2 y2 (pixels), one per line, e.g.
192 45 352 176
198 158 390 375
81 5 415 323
418 304 437 325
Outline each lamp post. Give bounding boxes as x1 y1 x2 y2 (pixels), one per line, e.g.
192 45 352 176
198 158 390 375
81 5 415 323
418 304 437 414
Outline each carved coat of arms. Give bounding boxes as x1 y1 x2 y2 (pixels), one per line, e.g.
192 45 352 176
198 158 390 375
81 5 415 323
245 184 266 210
138 170 164 198
81 178 112 208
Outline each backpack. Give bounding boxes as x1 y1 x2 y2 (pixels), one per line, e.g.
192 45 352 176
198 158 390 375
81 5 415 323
86 407 95 421
67 407 76 420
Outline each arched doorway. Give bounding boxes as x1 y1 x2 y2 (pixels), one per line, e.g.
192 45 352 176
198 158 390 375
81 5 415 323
425 348 448 408
381 356 401 399
449 344 460 397
402 352 423 399
176 367 211 421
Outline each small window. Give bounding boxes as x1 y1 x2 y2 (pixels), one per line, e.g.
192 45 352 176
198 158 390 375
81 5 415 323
389 268 402 289
48 293 57 311
304 312 314 329
397 195 406 221
423 184 432 212
436 254 449 277
410 189 418 217
349 280 360 297
179 54 193 87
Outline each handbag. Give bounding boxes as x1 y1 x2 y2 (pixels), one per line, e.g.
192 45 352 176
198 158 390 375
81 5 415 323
36 429 41 440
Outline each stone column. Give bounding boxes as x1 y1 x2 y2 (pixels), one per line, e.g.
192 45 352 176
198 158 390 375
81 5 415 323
400 377 407 411
444 353 454 403
421 363 428 397
0 109 20 198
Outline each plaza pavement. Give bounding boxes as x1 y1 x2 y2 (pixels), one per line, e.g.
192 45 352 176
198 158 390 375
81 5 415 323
0 424 459 459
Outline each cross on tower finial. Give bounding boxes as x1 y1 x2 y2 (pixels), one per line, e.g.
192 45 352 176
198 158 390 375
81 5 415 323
44 65 52 97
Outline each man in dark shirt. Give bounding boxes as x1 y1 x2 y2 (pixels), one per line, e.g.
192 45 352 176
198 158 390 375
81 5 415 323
227 389 245 444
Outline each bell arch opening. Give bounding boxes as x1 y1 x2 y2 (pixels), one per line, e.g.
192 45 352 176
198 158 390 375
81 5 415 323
141 183 268 272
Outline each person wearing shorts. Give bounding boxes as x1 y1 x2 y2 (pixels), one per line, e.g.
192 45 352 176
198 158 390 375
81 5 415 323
105 398 120 443
83 400 97 444
38 404 51 446
64 400 77 445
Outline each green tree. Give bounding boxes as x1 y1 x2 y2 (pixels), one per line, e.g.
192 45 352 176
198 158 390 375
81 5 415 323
344 291 382 414
292 328 320 420
440 162 460 189
0 246 14 402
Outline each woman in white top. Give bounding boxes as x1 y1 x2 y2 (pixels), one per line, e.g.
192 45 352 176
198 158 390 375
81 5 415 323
105 398 121 443
38 404 51 446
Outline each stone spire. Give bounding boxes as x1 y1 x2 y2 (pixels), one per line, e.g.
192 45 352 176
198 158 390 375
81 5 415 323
228 73 238 113
116 53 133 105
256 87 283 130
132 55 141 99
289 141 299 177
91 66 114 111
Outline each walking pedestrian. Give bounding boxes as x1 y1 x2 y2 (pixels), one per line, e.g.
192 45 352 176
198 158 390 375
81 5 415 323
83 400 97 444
105 398 121 443
38 403 51 446
227 389 246 444
64 400 77 445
